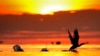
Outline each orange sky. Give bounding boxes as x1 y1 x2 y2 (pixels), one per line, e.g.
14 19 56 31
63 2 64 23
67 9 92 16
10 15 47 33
0 0 100 14
0 31 100 44
0 0 100 44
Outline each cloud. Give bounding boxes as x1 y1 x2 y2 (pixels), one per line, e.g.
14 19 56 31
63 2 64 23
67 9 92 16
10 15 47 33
0 30 100 39
0 30 67 39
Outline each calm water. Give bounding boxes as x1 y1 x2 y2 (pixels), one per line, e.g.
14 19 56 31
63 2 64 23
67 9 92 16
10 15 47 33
0 44 100 56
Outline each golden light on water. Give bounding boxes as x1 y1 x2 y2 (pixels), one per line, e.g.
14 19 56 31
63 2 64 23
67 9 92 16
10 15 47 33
0 45 100 56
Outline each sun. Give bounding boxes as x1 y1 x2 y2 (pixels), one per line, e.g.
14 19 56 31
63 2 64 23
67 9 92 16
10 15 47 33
41 5 65 15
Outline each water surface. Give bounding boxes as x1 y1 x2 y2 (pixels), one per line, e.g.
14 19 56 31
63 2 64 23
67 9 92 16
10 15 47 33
0 44 100 56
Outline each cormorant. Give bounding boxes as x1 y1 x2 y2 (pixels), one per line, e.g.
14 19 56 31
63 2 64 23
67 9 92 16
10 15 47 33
68 29 86 51
13 45 24 52
41 47 48 52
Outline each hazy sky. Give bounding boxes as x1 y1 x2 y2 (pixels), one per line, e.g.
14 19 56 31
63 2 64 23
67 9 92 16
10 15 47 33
0 0 100 14
0 0 100 44
0 10 100 40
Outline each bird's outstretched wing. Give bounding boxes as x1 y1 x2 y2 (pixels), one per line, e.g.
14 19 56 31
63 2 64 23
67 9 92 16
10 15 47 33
68 30 74 44
74 29 79 45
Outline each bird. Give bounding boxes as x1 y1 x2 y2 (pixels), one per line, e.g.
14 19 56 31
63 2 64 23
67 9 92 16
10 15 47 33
68 29 86 51
13 44 24 52
41 47 49 52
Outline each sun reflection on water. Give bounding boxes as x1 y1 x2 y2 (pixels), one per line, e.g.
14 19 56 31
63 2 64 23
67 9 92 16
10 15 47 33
0 44 100 56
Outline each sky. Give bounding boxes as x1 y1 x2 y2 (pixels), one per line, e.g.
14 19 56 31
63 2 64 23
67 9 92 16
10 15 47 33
0 0 100 44
0 10 100 44
0 0 100 14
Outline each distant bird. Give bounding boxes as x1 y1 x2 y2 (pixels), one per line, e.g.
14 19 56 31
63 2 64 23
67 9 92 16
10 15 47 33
56 41 61 45
68 29 86 51
41 47 49 52
13 45 24 52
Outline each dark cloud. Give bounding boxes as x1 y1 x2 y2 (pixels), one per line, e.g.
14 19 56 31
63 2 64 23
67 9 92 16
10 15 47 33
0 10 100 33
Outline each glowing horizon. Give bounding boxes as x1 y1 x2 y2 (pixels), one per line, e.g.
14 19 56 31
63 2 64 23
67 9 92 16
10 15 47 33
0 0 100 14
40 5 66 15
0 30 100 44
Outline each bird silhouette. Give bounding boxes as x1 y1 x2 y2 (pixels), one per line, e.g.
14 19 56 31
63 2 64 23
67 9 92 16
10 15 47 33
41 47 48 52
68 29 86 51
13 45 24 52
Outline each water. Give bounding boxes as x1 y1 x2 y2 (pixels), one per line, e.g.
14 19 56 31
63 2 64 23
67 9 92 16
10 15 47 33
0 44 100 56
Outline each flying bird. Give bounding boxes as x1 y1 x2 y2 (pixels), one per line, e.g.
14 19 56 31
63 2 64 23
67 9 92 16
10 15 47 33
68 29 86 51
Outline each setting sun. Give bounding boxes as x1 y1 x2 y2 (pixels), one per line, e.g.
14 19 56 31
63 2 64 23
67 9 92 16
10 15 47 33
41 5 65 15
0 0 100 14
